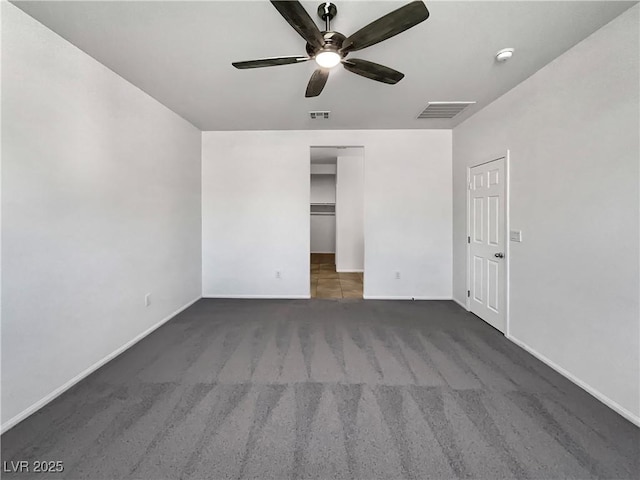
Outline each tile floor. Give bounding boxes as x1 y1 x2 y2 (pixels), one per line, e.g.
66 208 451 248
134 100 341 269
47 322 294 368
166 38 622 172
310 253 363 299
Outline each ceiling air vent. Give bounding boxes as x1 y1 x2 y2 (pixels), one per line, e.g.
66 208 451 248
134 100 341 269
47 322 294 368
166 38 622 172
309 111 330 119
417 102 476 119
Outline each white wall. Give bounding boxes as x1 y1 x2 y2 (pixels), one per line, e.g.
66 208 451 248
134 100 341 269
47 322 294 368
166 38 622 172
1 4 202 429
310 215 336 254
310 174 336 204
336 151 364 272
310 164 336 175
202 130 452 299
452 5 639 422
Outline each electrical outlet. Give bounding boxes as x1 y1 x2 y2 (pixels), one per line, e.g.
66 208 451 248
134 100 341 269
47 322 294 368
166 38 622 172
275 271 281 279
395 271 401 280
144 293 151 307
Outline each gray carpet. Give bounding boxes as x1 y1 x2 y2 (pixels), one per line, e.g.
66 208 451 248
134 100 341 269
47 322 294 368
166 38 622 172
2 299 638 479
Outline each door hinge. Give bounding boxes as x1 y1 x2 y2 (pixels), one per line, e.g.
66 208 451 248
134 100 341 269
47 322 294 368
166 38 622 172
467 290 470 298
467 236 470 244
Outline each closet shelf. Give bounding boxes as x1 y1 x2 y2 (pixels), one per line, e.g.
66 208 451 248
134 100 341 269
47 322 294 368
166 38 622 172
310 204 336 214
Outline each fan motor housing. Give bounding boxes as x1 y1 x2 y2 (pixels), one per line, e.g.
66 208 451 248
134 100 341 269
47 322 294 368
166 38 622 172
306 31 347 58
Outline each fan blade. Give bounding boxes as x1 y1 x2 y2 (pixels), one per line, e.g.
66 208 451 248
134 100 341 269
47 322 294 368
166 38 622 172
341 1 429 53
342 59 404 84
232 56 310 69
305 69 330 97
271 1 325 50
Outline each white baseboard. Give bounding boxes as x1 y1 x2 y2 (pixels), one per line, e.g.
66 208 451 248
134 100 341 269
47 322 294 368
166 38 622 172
507 334 640 427
452 296 468 310
363 296 418 300
363 295 452 301
412 296 453 301
0 296 201 434
364 295 411 300
203 294 310 299
336 269 364 273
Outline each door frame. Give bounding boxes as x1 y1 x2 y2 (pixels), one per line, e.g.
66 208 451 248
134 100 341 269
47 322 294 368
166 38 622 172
465 150 511 335
309 145 366 298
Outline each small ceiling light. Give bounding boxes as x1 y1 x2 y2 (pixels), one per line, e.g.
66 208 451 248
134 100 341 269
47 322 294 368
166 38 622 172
315 50 341 69
495 48 514 62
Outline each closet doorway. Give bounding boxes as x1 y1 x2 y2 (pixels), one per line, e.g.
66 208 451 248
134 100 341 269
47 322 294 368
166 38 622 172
310 146 364 299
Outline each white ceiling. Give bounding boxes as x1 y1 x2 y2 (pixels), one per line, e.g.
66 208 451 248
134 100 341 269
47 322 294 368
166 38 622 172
12 0 636 131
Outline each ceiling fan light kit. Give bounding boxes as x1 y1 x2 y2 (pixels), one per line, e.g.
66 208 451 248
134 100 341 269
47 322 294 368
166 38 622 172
315 50 341 68
232 1 430 97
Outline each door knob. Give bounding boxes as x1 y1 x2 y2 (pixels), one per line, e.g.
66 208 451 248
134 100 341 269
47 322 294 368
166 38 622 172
494 252 504 258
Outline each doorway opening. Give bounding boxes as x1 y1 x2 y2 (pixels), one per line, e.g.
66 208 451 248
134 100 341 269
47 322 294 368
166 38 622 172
310 146 364 299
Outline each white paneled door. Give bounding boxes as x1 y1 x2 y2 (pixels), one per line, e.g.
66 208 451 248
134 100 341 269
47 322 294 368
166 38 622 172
469 157 506 332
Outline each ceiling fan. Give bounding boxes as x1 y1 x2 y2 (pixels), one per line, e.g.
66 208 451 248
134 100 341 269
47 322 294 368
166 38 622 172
232 1 430 97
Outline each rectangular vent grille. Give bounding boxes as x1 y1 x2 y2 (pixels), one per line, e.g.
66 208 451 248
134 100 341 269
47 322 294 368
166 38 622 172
417 102 476 119
309 111 330 119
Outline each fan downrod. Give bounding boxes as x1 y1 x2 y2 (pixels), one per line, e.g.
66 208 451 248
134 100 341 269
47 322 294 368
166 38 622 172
317 2 337 30
308 3 343 58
